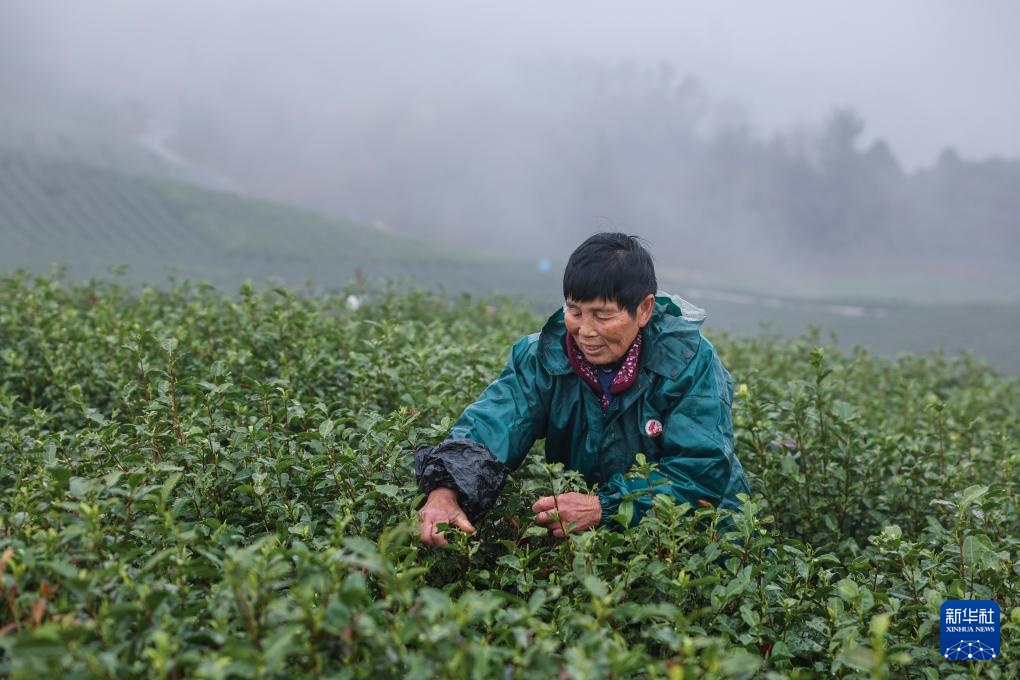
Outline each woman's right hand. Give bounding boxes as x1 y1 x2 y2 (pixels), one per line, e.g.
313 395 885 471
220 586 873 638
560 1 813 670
418 487 475 547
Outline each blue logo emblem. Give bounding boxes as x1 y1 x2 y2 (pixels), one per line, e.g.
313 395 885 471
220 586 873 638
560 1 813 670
940 600 1000 660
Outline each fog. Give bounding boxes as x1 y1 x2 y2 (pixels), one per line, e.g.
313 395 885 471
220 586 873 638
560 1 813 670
2 0 1019 301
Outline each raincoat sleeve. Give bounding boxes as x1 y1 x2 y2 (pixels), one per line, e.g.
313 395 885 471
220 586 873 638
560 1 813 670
415 334 549 522
596 344 747 528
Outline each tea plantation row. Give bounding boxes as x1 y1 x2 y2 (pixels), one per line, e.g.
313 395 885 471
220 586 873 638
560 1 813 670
0 273 1017 678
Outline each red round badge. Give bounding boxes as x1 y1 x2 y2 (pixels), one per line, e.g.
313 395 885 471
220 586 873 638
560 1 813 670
645 419 663 438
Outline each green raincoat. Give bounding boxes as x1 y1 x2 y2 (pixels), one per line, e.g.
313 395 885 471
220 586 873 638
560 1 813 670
447 293 751 526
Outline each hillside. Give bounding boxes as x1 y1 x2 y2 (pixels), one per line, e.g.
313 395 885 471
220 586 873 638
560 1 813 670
0 148 557 297
1 138 1017 376
0 101 195 183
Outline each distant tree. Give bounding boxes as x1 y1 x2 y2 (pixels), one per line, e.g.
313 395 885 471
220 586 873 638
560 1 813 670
819 108 866 157
775 108 904 253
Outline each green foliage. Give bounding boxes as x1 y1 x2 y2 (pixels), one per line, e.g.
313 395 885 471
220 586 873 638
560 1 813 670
0 274 1017 678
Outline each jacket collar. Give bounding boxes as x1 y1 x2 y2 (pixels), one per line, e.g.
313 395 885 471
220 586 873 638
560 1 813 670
539 293 706 379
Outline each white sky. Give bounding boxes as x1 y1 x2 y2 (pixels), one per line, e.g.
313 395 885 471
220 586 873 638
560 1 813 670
10 0 1020 168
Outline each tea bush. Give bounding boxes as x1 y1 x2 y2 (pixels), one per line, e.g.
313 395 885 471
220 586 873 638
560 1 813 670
0 273 1017 678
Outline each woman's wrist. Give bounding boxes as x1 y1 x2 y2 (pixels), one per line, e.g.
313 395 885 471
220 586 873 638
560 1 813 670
428 487 458 503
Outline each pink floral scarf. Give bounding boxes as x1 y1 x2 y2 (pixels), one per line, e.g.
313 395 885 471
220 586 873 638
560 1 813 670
565 332 643 413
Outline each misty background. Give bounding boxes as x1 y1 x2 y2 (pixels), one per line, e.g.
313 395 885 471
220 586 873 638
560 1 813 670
1 1 1018 368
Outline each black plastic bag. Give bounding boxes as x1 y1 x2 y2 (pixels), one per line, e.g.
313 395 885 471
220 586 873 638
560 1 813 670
414 439 510 524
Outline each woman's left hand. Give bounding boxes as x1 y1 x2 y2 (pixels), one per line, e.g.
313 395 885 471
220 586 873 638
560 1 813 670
532 492 602 537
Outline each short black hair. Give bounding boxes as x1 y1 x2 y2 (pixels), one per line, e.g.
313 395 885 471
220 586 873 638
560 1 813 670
562 233 657 316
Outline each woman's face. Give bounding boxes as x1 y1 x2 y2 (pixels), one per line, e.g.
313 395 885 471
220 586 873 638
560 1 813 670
564 295 654 365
